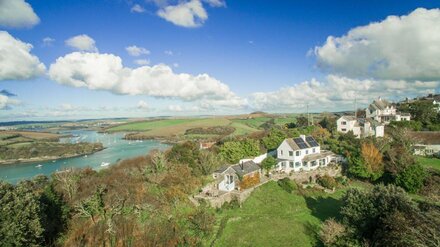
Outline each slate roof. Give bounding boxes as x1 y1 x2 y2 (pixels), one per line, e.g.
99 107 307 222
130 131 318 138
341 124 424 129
409 131 440 145
232 161 261 177
285 136 319 151
302 150 334 162
369 98 392 111
340 115 357 121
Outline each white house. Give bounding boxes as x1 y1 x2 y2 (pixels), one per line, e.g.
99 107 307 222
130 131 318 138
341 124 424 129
213 161 261 192
366 97 410 123
275 135 335 173
410 131 440 157
337 116 384 138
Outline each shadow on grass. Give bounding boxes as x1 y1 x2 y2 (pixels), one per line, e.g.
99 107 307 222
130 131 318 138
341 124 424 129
304 196 342 222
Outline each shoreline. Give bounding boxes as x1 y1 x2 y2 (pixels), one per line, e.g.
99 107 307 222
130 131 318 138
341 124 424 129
0 146 106 166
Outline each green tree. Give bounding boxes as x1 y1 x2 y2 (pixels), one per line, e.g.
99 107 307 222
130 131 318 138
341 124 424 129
262 127 287 150
396 164 427 193
296 116 309 127
261 156 277 175
219 139 260 163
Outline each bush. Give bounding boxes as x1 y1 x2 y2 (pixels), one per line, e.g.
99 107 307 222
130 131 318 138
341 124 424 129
317 175 338 189
277 178 297 193
396 164 427 193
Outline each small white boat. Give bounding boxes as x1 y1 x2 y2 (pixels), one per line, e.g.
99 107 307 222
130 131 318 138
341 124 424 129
84 155 88 158
36 164 43 168
100 162 110 167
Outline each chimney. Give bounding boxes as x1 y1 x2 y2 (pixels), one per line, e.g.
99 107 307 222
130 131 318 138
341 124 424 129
300 135 306 141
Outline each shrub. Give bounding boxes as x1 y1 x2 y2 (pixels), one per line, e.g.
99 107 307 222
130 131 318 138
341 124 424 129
277 177 297 193
396 164 427 193
261 156 277 175
317 175 338 189
319 218 346 246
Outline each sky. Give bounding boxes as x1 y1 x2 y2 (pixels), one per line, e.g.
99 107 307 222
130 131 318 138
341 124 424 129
0 0 440 121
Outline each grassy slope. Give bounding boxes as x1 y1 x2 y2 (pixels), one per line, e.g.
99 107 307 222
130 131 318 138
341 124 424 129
417 156 440 171
213 182 343 247
108 118 262 138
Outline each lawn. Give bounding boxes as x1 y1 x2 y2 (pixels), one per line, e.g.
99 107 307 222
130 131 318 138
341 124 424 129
417 156 440 171
211 181 343 247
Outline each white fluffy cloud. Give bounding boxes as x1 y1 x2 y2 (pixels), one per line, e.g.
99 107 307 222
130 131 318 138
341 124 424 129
65 34 98 52
0 0 39 28
0 31 46 81
126 45 150 56
0 95 20 110
131 4 145 13
42 37 55 47
134 59 151 66
314 8 440 81
48 52 242 103
157 0 207 28
203 0 225 7
137 100 149 109
168 105 183 112
250 75 440 111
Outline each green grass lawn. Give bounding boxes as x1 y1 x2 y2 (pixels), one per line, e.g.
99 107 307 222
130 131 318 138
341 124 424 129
211 181 343 247
417 156 440 171
229 122 261 136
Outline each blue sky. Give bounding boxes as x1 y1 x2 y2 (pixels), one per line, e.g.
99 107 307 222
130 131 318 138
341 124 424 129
0 0 440 121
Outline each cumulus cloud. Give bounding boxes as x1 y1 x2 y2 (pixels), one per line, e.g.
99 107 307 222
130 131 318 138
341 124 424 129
65 34 98 52
42 37 55 47
137 100 149 109
164 50 173 55
168 105 183 112
203 0 226 7
131 4 145 13
314 8 440 81
0 95 20 110
250 75 440 111
126 45 150 56
48 52 242 103
134 59 151 66
0 31 46 81
0 0 39 28
157 0 207 28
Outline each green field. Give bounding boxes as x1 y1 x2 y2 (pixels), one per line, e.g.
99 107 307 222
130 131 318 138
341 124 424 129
211 181 343 247
417 156 440 171
107 117 264 139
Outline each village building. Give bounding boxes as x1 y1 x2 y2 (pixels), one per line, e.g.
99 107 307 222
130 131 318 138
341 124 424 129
213 160 262 192
336 116 384 138
366 97 411 123
275 135 336 173
409 131 440 157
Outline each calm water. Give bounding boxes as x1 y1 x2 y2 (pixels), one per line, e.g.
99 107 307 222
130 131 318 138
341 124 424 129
0 130 169 184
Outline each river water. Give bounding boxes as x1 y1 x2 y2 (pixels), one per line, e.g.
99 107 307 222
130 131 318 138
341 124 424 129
0 130 169 184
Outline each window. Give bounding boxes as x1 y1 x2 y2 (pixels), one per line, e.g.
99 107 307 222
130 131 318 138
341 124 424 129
295 162 301 167
296 151 300 156
341 121 347 125
289 151 293 156
303 161 308 167
312 148 316 153
311 161 317 167
306 150 309 155
341 128 347 132
289 162 294 168
226 175 233 184
281 162 286 168
319 159 325 166
280 150 283 155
